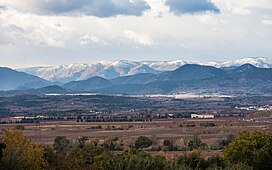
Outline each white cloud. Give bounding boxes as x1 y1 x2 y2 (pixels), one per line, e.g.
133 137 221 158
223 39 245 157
124 30 155 47
0 8 76 47
262 19 272 26
80 34 107 46
213 0 272 15
4 23 65 47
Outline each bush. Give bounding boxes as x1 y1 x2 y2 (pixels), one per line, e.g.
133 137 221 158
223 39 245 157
0 142 6 159
162 140 174 151
15 125 25 130
224 130 272 169
188 134 207 150
76 136 89 148
53 136 70 153
93 150 172 170
177 152 207 170
199 122 216 127
212 134 235 150
206 156 225 169
224 163 253 170
102 136 123 150
134 136 153 149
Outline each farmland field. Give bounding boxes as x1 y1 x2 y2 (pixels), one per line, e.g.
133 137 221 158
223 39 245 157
1 116 271 156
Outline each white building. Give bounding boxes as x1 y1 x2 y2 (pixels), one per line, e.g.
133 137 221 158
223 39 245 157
191 114 214 119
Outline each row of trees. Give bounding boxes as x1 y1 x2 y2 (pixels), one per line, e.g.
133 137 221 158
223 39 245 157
0 129 272 170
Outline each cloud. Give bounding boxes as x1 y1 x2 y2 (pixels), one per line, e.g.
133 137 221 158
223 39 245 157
165 0 220 15
262 19 272 26
3 23 66 47
80 34 107 46
124 30 155 47
1 0 150 17
213 0 272 15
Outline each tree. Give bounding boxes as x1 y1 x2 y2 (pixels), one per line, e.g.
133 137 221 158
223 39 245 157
15 125 25 131
177 151 207 170
212 134 236 150
206 155 225 169
93 150 172 170
0 142 6 159
224 163 253 170
52 136 72 169
67 142 107 169
134 136 152 149
188 134 203 150
102 136 123 150
76 136 89 149
53 136 70 153
224 130 272 169
0 129 47 170
162 140 173 151
219 134 235 148
43 146 58 170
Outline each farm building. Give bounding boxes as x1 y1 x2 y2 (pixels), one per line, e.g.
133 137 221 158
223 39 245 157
191 114 214 119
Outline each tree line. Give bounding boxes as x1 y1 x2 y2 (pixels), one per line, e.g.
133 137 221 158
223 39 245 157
0 129 271 170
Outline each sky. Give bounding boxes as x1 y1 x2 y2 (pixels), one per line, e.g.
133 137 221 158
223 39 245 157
0 0 271 68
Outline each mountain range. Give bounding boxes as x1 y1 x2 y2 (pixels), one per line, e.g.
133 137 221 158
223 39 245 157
62 63 272 95
18 60 184 83
1 57 272 96
18 57 272 83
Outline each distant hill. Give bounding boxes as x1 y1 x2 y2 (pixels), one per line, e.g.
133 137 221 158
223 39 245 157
159 64 225 81
110 73 158 85
63 76 112 91
25 85 76 94
0 85 77 96
226 64 258 74
0 67 50 91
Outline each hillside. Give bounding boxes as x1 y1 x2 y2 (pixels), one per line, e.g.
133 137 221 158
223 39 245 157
0 67 50 91
63 76 112 91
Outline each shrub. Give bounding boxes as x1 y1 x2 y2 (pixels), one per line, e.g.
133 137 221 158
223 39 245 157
15 125 25 130
134 136 153 149
224 130 272 169
53 136 70 153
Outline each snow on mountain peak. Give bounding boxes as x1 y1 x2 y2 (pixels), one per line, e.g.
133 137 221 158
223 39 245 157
199 57 272 68
18 57 272 83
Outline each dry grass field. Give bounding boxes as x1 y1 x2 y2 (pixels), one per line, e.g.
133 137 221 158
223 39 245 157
0 115 271 158
1 117 271 145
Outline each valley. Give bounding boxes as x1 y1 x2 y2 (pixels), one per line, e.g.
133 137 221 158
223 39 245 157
0 94 268 119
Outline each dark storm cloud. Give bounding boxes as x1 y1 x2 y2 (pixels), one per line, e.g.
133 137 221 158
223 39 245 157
165 0 220 15
3 0 150 17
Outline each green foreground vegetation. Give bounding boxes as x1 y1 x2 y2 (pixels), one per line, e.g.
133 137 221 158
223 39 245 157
0 129 272 170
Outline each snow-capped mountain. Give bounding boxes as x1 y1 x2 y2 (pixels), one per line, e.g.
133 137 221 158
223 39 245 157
19 64 90 83
18 57 272 83
142 60 187 71
199 57 272 68
18 60 184 83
